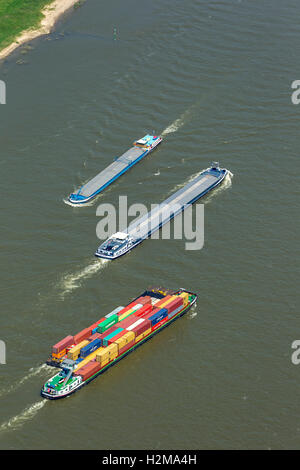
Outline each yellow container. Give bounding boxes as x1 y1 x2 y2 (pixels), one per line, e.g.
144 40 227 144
114 336 127 349
96 343 118 364
118 307 135 322
123 331 135 343
179 292 189 307
157 295 177 309
99 358 109 368
135 328 151 343
75 348 103 370
67 340 89 360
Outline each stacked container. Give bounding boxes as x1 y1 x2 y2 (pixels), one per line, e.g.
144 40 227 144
164 297 183 319
52 335 74 359
126 317 151 335
179 292 189 307
102 327 124 347
118 303 143 322
80 339 102 358
74 328 92 344
67 340 89 360
96 314 119 334
114 331 135 355
75 348 103 370
134 296 152 306
134 304 153 317
73 360 101 381
96 343 118 367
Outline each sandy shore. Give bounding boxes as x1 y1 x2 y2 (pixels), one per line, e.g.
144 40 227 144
0 0 80 61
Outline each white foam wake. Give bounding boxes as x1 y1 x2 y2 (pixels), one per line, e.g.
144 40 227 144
0 364 54 399
161 104 196 137
0 400 47 433
60 259 110 298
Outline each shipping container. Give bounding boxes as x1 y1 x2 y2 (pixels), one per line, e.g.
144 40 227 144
179 292 189 307
134 304 153 317
73 360 101 381
154 295 172 309
102 327 124 347
96 314 118 333
75 348 103 370
134 296 152 306
149 308 168 326
80 339 102 358
52 335 74 354
118 314 139 329
96 343 118 364
164 297 183 314
126 317 152 337
135 327 152 343
67 340 89 360
105 306 124 319
74 328 92 345
152 315 168 331
52 349 67 360
118 304 143 322
168 305 184 319
118 339 135 356
88 333 102 342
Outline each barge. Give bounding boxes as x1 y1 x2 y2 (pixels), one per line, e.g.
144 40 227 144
68 134 162 204
41 287 197 399
95 162 228 259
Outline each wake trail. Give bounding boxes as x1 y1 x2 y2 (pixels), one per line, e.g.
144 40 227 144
161 103 197 137
59 259 110 299
0 400 47 434
0 364 54 399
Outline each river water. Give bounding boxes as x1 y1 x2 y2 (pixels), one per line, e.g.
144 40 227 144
0 0 299 450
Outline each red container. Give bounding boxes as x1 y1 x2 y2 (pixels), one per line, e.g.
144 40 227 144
142 307 160 322
135 304 153 317
74 328 92 345
118 315 139 329
118 339 135 356
152 316 168 331
88 317 105 331
107 330 126 346
117 301 139 317
74 360 101 381
52 335 74 354
130 318 151 336
88 332 102 342
165 298 183 314
135 295 152 306
154 295 172 308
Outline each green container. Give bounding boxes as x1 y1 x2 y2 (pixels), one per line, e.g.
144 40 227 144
96 314 118 333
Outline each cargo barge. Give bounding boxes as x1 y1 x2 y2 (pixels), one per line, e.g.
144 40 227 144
95 162 229 259
41 287 197 399
68 135 162 204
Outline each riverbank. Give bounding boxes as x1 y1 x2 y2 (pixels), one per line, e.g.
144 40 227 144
0 0 81 61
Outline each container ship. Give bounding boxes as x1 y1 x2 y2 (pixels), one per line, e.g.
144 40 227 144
68 134 162 205
95 162 229 259
41 287 197 400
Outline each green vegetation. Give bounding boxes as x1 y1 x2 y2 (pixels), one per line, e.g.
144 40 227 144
0 0 54 51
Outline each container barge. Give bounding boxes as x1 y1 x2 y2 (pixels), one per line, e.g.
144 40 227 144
68 134 162 204
95 162 229 259
41 287 197 399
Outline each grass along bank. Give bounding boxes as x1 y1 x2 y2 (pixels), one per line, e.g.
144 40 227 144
0 0 82 59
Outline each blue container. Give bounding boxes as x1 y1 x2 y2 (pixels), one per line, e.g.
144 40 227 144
80 339 102 358
149 308 168 326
